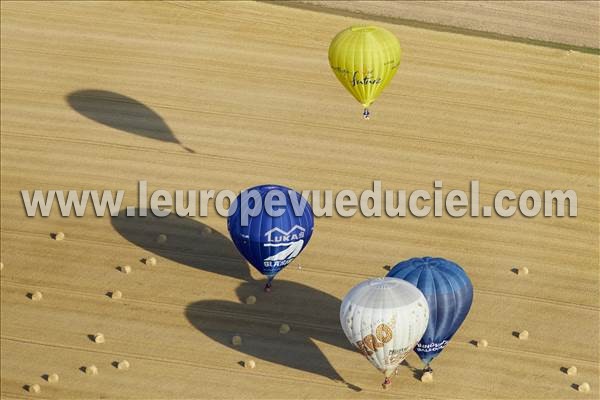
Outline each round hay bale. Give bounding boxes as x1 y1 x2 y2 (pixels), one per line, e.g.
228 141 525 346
31 291 43 301
232 335 242 346
567 366 577 376
477 339 488 348
156 234 167 244
244 359 256 369
54 232 65 241
578 382 590 393
245 296 256 305
279 324 291 334
27 383 41 393
518 330 529 340
47 373 59 383
518 267 529 275
145 257 157 266
421 371 433 383
119 265 132 274
94 333 105 343
117 360 130 370
85 365 98 375
111 290 122 299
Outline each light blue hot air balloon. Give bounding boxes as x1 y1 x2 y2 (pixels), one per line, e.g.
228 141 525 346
228 184 314 291
386 257 473 373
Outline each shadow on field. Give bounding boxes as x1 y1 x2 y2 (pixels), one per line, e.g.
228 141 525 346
111 208 251 281
399 359 423 381
111 208 358 388
66 89 195 153
186 287 356 386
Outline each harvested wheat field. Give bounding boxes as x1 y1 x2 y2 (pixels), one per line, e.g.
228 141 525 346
1 1 598 399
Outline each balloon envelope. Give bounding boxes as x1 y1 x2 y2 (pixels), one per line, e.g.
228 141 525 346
328 26 401 109
386 257 473 365
227 184 314 280
340 277 429 377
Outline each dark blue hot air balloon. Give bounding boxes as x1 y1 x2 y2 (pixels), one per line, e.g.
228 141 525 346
228 184 314 291
386 257 473 372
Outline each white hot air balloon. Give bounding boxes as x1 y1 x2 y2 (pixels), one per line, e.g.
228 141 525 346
340 277 429 389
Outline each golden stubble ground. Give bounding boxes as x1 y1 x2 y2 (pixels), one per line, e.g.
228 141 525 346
1 1 598 399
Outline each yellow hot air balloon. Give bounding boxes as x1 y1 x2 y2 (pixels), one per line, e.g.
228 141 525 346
329 26 401 119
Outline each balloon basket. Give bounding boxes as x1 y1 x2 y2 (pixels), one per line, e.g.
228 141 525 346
382 377 391 390
362 108 370 120
264 278 273 292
